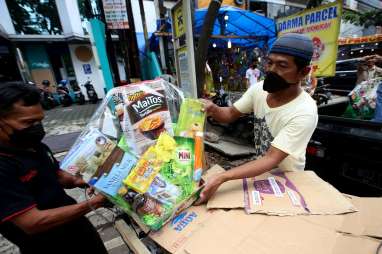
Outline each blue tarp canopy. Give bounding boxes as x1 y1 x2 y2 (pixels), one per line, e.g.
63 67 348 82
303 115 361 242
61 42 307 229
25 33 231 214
194 6 276 48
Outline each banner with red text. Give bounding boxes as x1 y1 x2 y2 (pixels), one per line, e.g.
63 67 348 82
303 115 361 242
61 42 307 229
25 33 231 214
276 1 342 77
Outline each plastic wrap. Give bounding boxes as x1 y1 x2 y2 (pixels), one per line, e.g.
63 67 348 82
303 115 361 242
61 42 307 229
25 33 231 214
60 79 208 231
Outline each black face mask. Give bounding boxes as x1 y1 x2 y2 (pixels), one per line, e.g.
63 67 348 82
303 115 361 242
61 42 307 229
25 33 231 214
263 71 295 93
9 122 46 147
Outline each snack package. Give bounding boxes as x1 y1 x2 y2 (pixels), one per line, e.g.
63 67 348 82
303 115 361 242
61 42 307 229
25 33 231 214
123 132 177 193
117 186 174 230
93 152 137 196
193 131 204 183
122 80 174 155
123 146 162 193
147 174 181 205
60 128 117 182
175 98 206 138
172 137 195 181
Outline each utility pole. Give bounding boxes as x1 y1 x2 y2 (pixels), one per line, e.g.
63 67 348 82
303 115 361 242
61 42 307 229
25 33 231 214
195 0 223 97
138 0 149 51
118 29 131 83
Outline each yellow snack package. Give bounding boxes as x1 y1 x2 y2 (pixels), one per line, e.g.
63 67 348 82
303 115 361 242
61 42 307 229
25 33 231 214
155 132 176 162
123 132 177 193
123 146 161 193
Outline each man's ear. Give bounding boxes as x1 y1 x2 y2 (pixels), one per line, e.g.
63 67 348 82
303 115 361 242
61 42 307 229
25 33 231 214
301 66 311 76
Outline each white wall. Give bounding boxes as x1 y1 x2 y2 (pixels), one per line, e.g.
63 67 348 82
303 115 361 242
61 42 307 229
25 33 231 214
0 0 16 34
131 0 158 33
68 44 106 100
55 0 84 36
164 1 177 9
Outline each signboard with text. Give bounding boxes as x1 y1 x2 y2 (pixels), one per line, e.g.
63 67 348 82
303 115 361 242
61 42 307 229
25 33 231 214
171 0 197 98
102 0 129 29
276 1 342 77
338 34 382 45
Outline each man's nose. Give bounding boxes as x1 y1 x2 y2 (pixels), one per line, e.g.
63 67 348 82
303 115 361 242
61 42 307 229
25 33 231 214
266 63 276 72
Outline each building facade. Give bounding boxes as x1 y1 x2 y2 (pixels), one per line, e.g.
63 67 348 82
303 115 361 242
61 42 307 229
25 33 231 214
0 0 128 99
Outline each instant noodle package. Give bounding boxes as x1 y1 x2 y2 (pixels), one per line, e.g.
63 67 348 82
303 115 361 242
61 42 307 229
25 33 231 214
61 79 206 230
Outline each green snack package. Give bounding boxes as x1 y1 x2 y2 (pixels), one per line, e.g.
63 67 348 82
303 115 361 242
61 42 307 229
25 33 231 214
172 137 195 182
175 99 206 138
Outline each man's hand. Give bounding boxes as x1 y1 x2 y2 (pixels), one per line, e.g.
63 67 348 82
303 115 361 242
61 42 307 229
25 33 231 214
73 177 88 189
195 173 226 205
199 99 243 124
57 170 88 189
199 98 217 116
362 54 382 64
88 193 107 209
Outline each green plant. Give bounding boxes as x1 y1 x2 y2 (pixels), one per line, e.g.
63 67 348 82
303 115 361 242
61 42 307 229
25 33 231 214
342 10 382 28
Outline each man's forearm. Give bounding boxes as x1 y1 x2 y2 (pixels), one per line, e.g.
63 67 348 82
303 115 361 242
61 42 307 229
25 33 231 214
221 155 278 182
13 198 102 234
57 170 86 189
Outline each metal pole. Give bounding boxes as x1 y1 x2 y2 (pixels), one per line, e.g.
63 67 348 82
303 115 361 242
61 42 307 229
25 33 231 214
154 0 167 73
195 0 223 97
118 29 131 83
96 0 121 85
125 0 142 79
138 0 150 52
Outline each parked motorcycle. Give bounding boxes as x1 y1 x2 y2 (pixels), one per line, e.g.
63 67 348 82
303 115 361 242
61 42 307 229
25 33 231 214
57 80 73 107
210 87 230 107
70 80 85 105
83 80 98 104
312 80 332 106
39 80 57 110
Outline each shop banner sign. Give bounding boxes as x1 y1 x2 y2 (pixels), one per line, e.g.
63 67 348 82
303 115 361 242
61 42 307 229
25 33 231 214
276 1 342 77
338 34 382 45
102 0 129 29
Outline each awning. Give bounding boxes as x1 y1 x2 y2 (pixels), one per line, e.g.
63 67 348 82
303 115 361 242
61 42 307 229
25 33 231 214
194 6 277 48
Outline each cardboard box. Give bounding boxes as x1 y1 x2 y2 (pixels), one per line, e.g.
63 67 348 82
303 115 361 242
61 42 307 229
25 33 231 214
149 206 223 253
206 166 356 216
181 209 380 254
301 195 382 238
151 204 381 254
150 165 381 253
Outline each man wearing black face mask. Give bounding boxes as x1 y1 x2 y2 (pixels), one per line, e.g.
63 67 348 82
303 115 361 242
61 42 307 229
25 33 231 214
0 82 108 253
197 33 318 204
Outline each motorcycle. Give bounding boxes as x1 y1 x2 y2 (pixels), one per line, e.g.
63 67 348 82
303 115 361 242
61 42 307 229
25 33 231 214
57 80 73 107
70 81 85 105
312 81 332 106
83 80 99 104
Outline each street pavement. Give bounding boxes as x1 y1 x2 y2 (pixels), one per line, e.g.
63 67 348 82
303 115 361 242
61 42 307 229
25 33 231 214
0 102 132 254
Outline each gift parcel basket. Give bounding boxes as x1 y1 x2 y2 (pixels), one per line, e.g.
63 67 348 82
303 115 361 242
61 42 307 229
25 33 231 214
60 79 206 230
